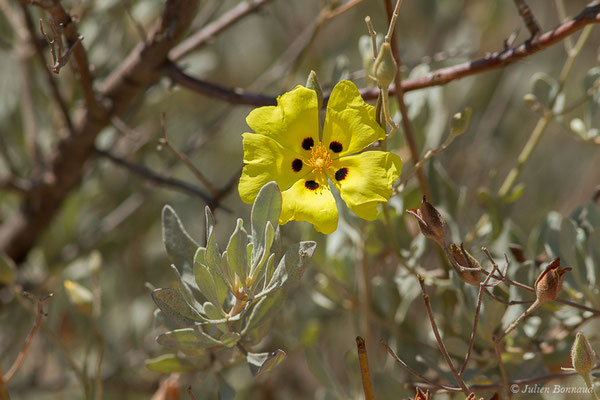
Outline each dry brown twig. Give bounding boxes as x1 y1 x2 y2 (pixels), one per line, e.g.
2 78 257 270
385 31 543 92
356 336 375 400
1 292 53 384
39 18 81 74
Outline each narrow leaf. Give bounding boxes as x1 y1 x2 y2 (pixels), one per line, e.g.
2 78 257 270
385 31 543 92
260 241 316 296
247 349 286 377
251 182 281 263
227 219 248 282
152 288 205 327
156 327 222 349
145 354 194 373
162 206 199 277
242 290 285 334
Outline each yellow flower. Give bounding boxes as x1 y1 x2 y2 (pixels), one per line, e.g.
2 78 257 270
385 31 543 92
239 80 402 234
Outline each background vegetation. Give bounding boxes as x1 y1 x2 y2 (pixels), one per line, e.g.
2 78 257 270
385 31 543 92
0 0 599 399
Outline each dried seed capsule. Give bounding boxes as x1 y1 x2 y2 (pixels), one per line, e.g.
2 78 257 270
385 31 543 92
406 196 448 247
534 258 571 303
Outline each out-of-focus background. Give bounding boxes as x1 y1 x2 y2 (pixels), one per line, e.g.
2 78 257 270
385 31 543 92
0 0 599 399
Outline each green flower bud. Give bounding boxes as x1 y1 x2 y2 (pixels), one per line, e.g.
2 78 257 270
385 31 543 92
373 42 397 88
571 332 596 378
306 70 323 109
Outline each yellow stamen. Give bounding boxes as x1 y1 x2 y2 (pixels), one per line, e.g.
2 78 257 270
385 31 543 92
306 143 332 173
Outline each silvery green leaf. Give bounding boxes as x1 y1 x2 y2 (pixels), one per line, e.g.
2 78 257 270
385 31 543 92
169 264 203 311
203 301 229 333
531 72 558 108
251 182 281 264
220 332 241 348
152 288 205 327
242 290 285 335
227 219 248 282
157 327 222 349
259 241 316 297
205 206 216 244
263 253 276 290
206 229 231 288
162 206 198 277
247 349 286 377
0 252 16 286
145 354 195 373
193 258 223 313
251 221 276 280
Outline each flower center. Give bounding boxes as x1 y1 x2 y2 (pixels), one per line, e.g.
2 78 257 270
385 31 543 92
306 143 332 173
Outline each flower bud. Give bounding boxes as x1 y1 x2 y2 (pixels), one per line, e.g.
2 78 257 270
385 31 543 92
406 196 448 246
448 243 482 286
306 70 323 110
373 42 397 88
534 258 571 303
571 331 596 378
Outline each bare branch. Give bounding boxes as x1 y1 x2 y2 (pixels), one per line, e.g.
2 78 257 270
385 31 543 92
169 0 274 61
165 62 276 106
24 0 101 115
513 0 541 38
167 1 600 110
20 4 74 134
356 337 374 400
94 147 215 205
2 292 53 383
417 276 471 395
1 0 200 263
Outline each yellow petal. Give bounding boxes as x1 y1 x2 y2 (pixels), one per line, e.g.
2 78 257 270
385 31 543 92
329 151 402 220
280 173 338 234
246 85 319 157
322 81 385 157
238 133 306 204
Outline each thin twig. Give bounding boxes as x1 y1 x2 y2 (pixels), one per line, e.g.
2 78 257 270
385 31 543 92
170 0 274 61
459 255 499 376
94 147 215 205
3 292 53 382
167 2 600 108
187 386 197 400
417 276 470 395
0 365 8 400
383 0 431 200
13 290 89 394
381 339 460 391
158 114 220 198
356 337 374 400
513 0 541 38
20 4 74 134
493 339 511 399
25 0 101 115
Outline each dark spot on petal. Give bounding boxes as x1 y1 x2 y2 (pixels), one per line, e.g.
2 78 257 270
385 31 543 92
291 158 303 172
305 180 319 190
329 141 343 153
302 137 314 150
335 168 348 181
